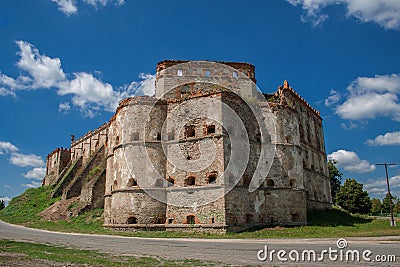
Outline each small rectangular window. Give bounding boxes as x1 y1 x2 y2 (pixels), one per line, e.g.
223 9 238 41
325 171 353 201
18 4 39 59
177 69 183 76
205 70 210 77
232 71 238 78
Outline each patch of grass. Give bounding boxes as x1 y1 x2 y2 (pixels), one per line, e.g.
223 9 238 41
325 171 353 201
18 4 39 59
0 239 215 266
0 185 59 224
86 165 101 181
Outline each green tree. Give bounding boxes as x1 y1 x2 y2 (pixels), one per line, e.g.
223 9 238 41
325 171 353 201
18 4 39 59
328 159 342 203
336 178 371 214
382 193 396 213
0 199 5 210
370 198 382 214
394 198 400 214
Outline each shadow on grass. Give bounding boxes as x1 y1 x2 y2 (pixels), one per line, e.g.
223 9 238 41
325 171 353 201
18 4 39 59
308 208 372 227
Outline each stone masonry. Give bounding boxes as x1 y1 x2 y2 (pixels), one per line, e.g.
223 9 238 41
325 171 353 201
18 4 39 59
42 60 332 232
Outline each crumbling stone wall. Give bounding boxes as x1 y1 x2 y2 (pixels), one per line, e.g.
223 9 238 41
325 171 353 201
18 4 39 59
43 147 70 186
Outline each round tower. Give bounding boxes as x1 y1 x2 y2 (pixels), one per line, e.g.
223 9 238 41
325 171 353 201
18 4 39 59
104 96 167 226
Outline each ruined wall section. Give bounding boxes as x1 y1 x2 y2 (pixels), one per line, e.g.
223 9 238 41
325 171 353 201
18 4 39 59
104 96 167 225
163 88 227 228
43 147 71 186
272 81 332 209
155 60 257 99
70 122 108 165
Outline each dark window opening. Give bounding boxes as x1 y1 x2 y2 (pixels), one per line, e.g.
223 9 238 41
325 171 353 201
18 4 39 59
246 214 253 224
186 215 195 224
131 132 139 141
285 135 292 143
306 191 310 198
186 155 192 160
206 125 215 134
127 178 137 187
291 213 300 222
166 176 174 186
156 133 161 141
289 179 296 187
184 176 196 186
243 175 251 187
185 126 195 138
168 218 174 224
299 124 304 141
116 136 120 144
127 216 137 224
180 85 190 96
207 173 217 184
266 178 275 187
211 218 215 224
113 180 118 190
156 218 163 224
255 132 261 142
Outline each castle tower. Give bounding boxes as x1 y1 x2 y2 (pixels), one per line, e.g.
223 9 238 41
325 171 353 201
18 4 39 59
104 97 167 225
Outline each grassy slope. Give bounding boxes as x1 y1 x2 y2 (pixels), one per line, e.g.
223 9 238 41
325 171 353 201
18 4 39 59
1 186 400 238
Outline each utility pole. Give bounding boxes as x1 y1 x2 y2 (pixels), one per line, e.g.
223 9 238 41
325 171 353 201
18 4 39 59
376 163 397 227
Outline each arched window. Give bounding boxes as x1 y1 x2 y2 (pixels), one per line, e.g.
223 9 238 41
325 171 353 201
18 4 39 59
206 125 215 134
127 216 137 224
112 180 118 190
127 178 137 187
266 178 275 187
184 176 195 186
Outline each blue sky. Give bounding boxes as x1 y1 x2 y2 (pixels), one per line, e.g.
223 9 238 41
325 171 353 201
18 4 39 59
1 0 400 204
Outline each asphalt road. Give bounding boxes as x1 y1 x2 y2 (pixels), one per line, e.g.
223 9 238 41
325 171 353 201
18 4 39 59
1 220 399 266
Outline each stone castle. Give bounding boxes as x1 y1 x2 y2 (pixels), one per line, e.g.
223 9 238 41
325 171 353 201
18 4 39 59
42 60 332 232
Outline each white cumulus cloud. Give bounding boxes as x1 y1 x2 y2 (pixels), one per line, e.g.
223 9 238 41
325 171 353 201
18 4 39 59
328 149 376 173
58 102 71 112
51 0 78 16
9 153 44 168
52 0 125 16
23 167 46 180
0 141 19 155
1 40 153 117
330 74 400 122
364 175 400 198
366 131 400 146
324 89 341 107
15 41 66 89
22 181 42 188
287 0 400 30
